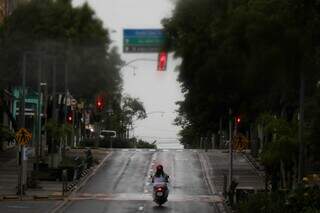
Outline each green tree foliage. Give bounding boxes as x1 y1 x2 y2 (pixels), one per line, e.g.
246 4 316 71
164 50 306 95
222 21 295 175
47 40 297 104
0 0 122 101
0 124 15 149
121 95 147 128
238 186 320 213
102 95 147 139
257 113 298 189
163 0 320 152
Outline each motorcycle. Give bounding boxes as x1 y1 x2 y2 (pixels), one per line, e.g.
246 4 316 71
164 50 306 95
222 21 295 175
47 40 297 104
153 183 169 206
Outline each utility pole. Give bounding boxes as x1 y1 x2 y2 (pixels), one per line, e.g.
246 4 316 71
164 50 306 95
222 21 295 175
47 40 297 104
64 56 69 148
36 54 42 172
50 57 56 168
298 71 305 182
228 108 233 188
41 73 48 158
18 53 27 198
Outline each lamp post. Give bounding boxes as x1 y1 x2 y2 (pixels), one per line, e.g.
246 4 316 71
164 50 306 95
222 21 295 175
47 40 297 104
36 82 46 163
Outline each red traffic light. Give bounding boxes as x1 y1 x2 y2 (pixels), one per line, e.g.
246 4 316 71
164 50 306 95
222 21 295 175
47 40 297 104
235 116 241 124
157 51 168 71
97 100 102 107
66 111 73 124
96 95 105 111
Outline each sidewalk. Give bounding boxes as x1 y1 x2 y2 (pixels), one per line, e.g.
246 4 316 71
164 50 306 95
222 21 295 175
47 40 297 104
0 148 18 195
202 149 265 195
0 148 110 200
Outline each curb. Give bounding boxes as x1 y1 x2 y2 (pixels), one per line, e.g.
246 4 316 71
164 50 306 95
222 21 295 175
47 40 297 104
0 194 65 201
2 195 20 201
242 152 265 178
50 151 113 213
198 152 231 213
198 152 233 213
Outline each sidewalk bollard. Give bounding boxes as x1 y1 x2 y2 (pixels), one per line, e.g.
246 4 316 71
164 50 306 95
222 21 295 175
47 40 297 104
62 169 67 196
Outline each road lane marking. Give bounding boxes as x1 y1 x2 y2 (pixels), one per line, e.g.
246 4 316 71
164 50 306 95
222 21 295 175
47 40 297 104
7 206 30 209
198 152 218 195
69 193 223 203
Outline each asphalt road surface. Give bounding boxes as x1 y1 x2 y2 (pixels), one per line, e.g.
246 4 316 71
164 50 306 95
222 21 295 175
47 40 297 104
56 149 225 213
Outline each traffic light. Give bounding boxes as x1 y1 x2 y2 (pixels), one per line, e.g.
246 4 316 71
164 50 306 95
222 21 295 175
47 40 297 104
157 51 168 71
66 111 73 124
96 95 105 111
235 116 241 124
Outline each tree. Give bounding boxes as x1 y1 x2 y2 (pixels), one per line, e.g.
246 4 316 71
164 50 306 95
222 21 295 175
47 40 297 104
0 0 122 101
0 0 123 134
163 0 320 155
257 113 298 190
121 95 147 128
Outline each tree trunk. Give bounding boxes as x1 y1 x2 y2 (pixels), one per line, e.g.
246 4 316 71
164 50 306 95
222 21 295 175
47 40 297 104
280 160 287 189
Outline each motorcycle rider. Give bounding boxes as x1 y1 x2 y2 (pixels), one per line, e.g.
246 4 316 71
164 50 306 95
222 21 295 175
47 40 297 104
152 165 169 201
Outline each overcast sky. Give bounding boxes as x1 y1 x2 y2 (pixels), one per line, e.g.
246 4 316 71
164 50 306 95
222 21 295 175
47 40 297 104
72 0 183 149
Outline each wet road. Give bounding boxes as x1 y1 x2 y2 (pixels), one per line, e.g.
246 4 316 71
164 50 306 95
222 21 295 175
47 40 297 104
57 149 224 213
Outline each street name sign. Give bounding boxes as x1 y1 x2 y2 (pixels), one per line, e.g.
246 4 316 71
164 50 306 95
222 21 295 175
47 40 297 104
123 29 165 53
15 128 32 145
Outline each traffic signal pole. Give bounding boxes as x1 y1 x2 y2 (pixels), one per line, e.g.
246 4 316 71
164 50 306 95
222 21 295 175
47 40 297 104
298 71 305 182
18 53 27 199
228 108 233 189
36 55 42 173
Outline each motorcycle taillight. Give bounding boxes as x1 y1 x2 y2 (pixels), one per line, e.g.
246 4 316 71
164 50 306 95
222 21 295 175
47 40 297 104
156 188 163 192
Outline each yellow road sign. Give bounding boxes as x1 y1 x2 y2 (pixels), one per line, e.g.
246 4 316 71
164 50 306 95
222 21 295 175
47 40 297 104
232 133 249 151
15 128 32 145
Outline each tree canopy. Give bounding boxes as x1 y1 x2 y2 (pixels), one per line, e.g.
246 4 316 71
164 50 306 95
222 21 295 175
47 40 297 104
0 0 122 102
164 0 320 189
163 0 320 145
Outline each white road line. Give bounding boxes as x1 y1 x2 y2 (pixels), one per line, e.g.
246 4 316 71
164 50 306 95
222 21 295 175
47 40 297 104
68 193 224 203
8 206 30 209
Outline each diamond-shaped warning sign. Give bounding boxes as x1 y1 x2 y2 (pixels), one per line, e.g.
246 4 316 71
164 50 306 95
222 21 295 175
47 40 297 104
15 128 32 145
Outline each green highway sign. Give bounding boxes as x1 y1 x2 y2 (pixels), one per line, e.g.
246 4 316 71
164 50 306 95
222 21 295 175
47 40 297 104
123 29 165 53
124 37 165 46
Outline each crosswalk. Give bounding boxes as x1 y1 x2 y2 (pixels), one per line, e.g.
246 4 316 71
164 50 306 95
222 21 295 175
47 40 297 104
70 192 224 203
116 149 187 152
